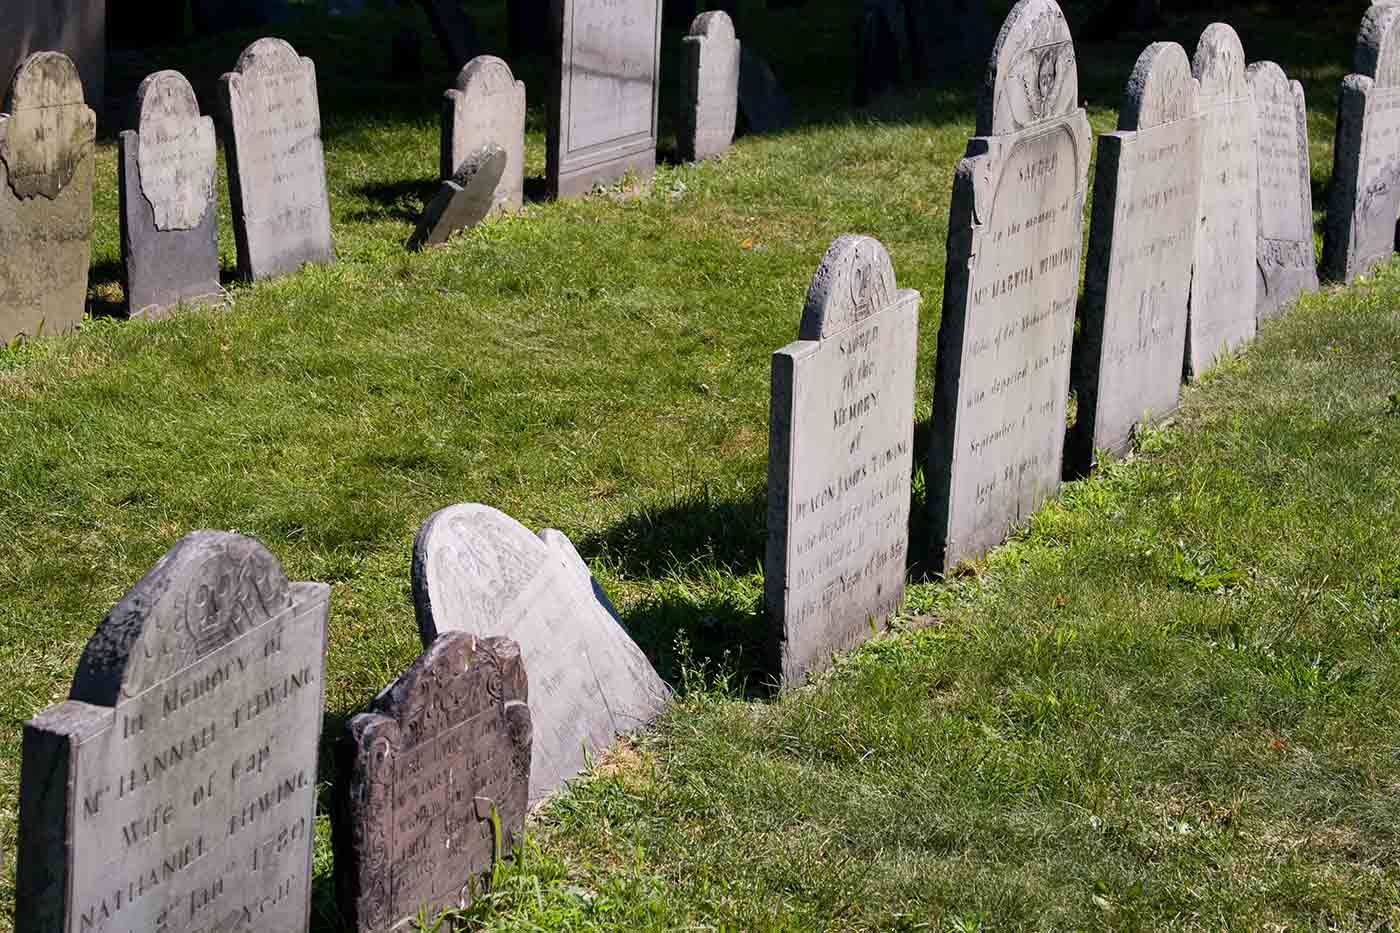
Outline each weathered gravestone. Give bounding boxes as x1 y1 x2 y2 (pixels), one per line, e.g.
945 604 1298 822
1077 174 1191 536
1249 60 1318 320
766 235 919 684
1186 23 1257 380
219 38 335 281
417 0 483 71
413 504 670 805
927 0 1091 571
15 531 330 933
335 632 531 932
1071 42 1201 473
1323 3 1400 283
119 70 221 319
546 0 663 198
678 11 740 162
905 0 992 81
408 144 507 250
441 55 526 212
739 47 792 135
0 51 96 344
858 0 907 105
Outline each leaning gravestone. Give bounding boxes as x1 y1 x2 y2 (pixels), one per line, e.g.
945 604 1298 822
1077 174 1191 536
1249 60 1318 320
15 531 330 933
927 0 1091 571
335 632 531 932
547 0 663 198
0 51 96 344
738 47 792 135
119 70 220 319
441 55 525 212
1186 24 1257 379
1071 42 1201 473
219 38 334 281
413 504 670 805
1323 3 1400 283
678 11 740 162
408 144 507 250
767 235 919 684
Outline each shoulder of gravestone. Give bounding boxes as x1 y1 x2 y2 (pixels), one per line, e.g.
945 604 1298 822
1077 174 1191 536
1356 2 1400 79
478 635 527 703
26 698 111 742
345 707 397 750
1342 72 1375 97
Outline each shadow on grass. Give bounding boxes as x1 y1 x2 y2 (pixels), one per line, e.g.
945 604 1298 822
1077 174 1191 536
311 709 351 933
583 482 767 580
87 259 127 321
351 176 440 223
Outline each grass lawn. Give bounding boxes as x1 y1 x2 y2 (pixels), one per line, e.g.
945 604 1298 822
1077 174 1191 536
2 0 1398 929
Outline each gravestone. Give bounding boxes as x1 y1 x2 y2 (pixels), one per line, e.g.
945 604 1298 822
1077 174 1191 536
413 504 670 805
0 0 105 127
1323 3 1400 283
0 51 96 344
119 70 221 319
14 531 330 933
1071 42 1201 473
335 632 531 932
417 0 482 71
858 0 905 105
766 235 919 684
219 38 335 281
678 11 740 162
441 55 526 212
739 47 791 134
407 144 507 250
546 0 663 198
927 0 1091 571
1186 24 1257 379
906 0 991 81
1249 60 1318 320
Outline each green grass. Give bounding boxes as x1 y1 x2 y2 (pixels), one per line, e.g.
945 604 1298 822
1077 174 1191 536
2 0 1398 929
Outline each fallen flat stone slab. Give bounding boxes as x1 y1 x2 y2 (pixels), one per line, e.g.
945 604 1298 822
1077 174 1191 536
407 144 507 251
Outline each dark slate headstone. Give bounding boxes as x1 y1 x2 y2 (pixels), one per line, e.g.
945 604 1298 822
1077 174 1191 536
1323 3 1400 283
417 0 482 71
0 51 95 344
510 0 552 57
858 0 905 105
407 144 508 250
1186 23 1257 380
15 531 330 933
1249 60 1318 321
1072 42 1201 473
738 47 791 135
927 0 1091 571
0 0 106 128
119 70 221 319
334 632 531 932
546 0 663 198
441 55 526 212
905 0 991 81
413 504 670 805
219 38 335 282
677 11 740 162
766 235 919 684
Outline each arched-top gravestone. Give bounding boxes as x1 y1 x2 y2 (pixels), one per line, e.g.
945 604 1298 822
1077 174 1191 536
1072 42 1202 474
219 37 334 281
16 531 331 933
441 55 526 213
738 47 791 135
678 11 740 162
1324 4 1400 282
413 504 669 805
0 51 95 343
928 0 1091 571
1248 60 1317 320
767 236 919 683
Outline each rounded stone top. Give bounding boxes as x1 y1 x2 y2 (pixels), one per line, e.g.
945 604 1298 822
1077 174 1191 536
136 69 201 130
1245 60 1290 100
454 54 519 94
799 234 897 341
5 50 84 112
977 0 1080 137
233 36 307 76
1119 41 1197 131
1355 2 1400 87
2 50 94 200
1193 23 1247 100
688 10 736 42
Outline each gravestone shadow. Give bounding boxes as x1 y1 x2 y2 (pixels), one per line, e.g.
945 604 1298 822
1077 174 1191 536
351 177 442 223
310 709 351 933
86 259 127 320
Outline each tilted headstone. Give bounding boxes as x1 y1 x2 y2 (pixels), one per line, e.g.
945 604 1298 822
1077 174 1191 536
334 632 531 932
1249 60 1318 320
119 70 221 319
738 47 792 135
1186 24 1257 379
15 531 330 933
0 51 95 344
546 0 663 198
678 12 740 162
407 144 507 250
766 235 919 684
1071 42 1202 473
927 0 1091 571
413 504 670 805
219 38 334 281
1323 3 1400 283
440 55 526 212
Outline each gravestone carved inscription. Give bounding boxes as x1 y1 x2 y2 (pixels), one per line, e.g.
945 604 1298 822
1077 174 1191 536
678 11 740 162
335 632 531 932
767 235 919 684
1249 60 1318 320
413 504 670 804
15 531 330 933
1072 42 1201 472
928 0 1091 571
441 55 526 213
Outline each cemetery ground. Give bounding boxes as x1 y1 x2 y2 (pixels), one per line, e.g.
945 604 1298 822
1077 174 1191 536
2 0 1399 929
